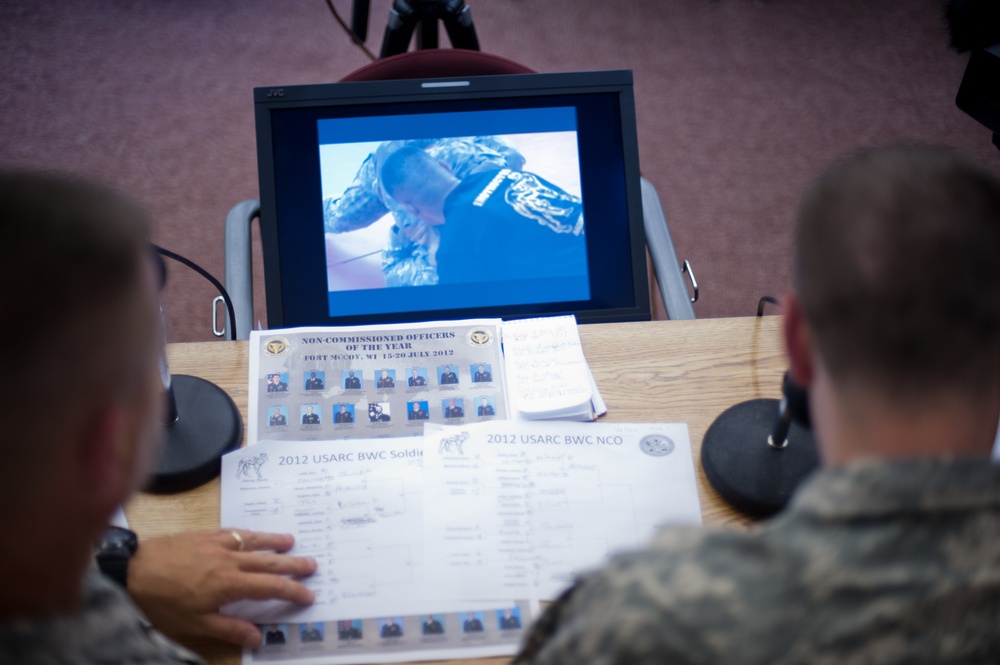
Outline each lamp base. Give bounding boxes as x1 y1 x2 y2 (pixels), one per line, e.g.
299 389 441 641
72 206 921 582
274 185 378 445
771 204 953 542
145 374 243 494
701 398 819 517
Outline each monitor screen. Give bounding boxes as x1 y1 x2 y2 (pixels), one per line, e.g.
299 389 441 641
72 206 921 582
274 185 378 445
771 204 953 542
255 70 649 327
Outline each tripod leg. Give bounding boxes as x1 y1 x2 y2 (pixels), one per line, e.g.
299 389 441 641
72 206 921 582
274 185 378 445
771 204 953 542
440 1 479 51
417 18 438 49
351 0 371 42
380 1 420 58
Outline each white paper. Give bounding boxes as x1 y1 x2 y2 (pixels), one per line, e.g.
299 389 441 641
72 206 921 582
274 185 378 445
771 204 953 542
248 319 506 444
222 438 432 622
421 421 701 600
220 438 538 665
502 315 595 420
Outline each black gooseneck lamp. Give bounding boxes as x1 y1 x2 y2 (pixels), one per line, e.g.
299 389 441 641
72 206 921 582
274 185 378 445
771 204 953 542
145 246 243 494
700 297 820 517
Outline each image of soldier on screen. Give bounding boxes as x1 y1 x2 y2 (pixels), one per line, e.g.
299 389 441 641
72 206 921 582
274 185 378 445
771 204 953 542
319 131 585 296
379 143 587 287
321 137 527 288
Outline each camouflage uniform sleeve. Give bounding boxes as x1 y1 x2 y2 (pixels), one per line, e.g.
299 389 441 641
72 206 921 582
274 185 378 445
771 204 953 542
514 527 777 665
474 136 526 171
323 154 388 233
0 570 204 664
429 138 522 179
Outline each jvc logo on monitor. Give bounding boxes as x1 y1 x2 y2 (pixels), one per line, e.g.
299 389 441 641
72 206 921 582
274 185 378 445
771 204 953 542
266 88 284 98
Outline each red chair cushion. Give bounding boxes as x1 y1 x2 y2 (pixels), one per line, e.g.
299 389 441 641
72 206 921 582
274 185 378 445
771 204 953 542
339 49 535 82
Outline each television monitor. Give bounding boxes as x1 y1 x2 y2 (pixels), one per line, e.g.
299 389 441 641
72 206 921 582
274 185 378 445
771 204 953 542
254 69 650 327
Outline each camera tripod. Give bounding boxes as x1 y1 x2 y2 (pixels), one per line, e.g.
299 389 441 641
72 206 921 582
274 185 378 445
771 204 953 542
351 0 480 59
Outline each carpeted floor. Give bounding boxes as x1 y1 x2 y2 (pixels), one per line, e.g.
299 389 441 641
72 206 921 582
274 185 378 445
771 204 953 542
1 0 994 341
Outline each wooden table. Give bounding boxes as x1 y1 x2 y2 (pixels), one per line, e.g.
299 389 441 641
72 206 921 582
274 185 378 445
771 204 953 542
126 315 785 662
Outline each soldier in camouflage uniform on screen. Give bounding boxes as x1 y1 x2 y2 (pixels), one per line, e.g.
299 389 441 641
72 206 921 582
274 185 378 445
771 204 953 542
515 146 1000 664
323 136 525 286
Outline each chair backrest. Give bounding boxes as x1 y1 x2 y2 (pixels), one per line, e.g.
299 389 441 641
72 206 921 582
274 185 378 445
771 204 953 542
339 48 534 82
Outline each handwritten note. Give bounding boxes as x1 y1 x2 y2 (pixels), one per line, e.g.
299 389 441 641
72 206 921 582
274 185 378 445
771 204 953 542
502 315 598 420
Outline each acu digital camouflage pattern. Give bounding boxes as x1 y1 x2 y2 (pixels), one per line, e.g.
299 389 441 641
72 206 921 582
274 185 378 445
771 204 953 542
323 137 524 287
0 570 203 664
516 458 1000 664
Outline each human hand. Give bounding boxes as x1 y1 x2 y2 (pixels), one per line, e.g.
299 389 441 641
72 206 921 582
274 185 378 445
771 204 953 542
127 529 317 648
399 220 430 245
400 224 440 266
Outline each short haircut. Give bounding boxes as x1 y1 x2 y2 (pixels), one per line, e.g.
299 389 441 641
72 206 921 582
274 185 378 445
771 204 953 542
0 171 152 481
795 146 1000 396
380 145 437 200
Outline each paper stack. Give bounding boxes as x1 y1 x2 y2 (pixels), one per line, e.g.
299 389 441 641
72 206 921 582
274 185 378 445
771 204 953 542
502 315 606 421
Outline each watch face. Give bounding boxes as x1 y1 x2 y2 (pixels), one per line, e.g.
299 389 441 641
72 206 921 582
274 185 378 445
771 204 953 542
98 526 138 555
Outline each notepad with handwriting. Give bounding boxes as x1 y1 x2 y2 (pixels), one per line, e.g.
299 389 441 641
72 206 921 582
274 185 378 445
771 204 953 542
502 315 605 421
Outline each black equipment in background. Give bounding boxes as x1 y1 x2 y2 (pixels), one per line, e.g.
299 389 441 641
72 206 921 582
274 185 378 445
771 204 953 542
351 0 480 58
946 0 1000 150
253 70 651 328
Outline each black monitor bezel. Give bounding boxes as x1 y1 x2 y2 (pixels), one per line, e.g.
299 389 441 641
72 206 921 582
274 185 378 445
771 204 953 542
254 69 650 327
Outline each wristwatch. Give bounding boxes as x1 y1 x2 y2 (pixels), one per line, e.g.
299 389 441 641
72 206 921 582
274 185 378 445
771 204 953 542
95 526 138 589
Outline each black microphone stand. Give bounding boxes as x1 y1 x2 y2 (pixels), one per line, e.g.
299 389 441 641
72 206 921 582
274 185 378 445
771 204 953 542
145 247 243 494
700 299 820 516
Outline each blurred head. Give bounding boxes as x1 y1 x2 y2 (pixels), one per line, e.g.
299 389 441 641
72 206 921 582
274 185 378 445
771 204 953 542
0 170 162 496
791 146 1000 404
380 146 458 226
0 170 162 608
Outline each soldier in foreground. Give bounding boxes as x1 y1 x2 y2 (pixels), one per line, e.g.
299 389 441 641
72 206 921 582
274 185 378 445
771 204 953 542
516 146 1000 663
0 171 316 661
